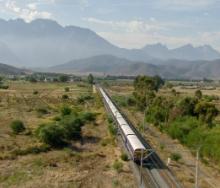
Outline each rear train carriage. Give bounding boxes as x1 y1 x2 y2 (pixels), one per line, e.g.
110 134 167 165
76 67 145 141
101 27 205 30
126 135 147 161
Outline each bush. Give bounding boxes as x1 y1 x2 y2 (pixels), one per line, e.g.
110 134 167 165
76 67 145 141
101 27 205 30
61 106 72 116
107 116 113 124
36 123 66 147
65 87 70 92
120 153 129 161
62 94 69 100
80 112 96 122
113 160 123 173
10 120 26 134
170 153 182 162
0 85 9 89
108 124 117 136
11 144 50 156
53 116 61 121
61 117 84 140
77 95 93 104
33 90 39 95
167 116 200 144
36 107 49 115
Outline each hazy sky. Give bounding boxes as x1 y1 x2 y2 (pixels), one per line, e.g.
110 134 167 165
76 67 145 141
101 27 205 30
0 0 220 50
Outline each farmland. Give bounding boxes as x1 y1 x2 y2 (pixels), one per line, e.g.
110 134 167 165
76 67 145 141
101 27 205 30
0 81 136 188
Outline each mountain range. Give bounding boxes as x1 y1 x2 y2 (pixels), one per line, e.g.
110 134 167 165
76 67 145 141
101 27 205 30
50 55 220 79
0 18 220 68
0 63 27 75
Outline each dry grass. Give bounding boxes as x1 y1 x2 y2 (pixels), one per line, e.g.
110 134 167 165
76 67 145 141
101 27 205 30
0 81 136 188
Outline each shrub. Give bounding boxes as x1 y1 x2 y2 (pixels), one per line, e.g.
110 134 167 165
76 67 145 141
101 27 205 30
61 116 84 140
170 153 182 162
107 116 113 124
11 144 50 156
108 124 117 136
80 112 96 122
65 87 70 92
112 160 123 173
61 106 72 116
36 107 48 115
167 116 200 144
10 120 26 134
53 116 61 121
0 85 9 89
120 153 129 161
77 95 93 104
37 123 66 147
33 90 39 95
62 94 69 100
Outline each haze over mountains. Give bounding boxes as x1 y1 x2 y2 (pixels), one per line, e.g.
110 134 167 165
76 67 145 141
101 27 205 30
0 18 220 66
50 55 220 79
0 18 220 79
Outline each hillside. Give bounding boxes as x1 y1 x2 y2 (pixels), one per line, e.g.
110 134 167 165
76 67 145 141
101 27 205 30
50 55 220 79
0 63 26 75
50 55 159 76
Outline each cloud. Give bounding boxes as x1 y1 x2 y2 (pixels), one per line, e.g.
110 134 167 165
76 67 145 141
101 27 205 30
83 17 168 33
4 1 52 22
97 31 220 51
83 17 190 34
98 31 190 49
155 0 219 10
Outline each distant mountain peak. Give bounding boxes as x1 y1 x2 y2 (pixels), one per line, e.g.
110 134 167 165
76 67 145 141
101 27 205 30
142 43 168 50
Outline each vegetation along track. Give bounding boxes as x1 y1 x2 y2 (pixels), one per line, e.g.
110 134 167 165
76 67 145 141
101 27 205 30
99 86 183 188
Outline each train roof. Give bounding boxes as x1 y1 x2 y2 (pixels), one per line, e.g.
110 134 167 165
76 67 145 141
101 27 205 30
117 116 128 126
127 135 145 151
120 124 135 135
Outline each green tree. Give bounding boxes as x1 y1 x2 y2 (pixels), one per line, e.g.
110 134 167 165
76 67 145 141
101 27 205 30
177 97 198 116
88 74 94 85
133 75 162 109
194 102 218 126
195 90 202 99
59 75 69 82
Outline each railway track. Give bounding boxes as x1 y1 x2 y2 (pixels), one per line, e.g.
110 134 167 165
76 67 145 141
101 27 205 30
100 87 182 188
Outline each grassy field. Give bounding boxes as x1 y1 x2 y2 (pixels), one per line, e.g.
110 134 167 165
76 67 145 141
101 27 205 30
0 81 136 188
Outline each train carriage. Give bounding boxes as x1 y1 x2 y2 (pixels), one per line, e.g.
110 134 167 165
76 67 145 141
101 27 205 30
126 135 147 161
119 124 135 142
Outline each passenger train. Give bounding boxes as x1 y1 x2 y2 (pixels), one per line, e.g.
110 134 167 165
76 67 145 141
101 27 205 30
99 87 147 161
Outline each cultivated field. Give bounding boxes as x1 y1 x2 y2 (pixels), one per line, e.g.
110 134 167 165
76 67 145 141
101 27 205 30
0 81 136 188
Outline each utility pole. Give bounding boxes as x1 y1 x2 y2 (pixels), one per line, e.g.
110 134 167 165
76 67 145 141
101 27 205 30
195 148 200 188
140 149 143 186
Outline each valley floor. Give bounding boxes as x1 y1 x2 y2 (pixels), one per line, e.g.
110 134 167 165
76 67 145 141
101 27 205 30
0 81 136 188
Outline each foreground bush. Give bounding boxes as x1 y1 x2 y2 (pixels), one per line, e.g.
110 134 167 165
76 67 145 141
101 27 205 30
170 153 182 162
10 120 26 134
61 116 84 140
113 160 123 173
36 123 65 147
80 112 96 122
77 95 93 104
120 153 129 161
61 106 72 116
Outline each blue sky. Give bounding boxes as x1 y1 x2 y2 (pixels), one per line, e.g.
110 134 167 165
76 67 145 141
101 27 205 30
0 0 220 50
